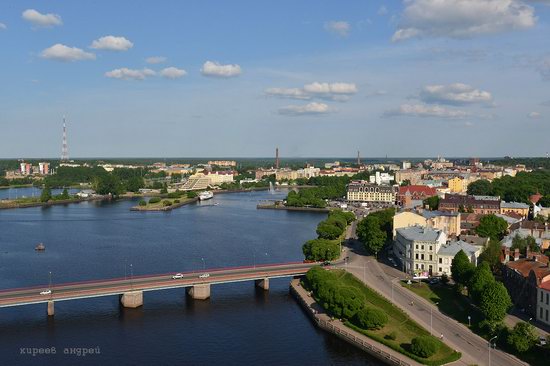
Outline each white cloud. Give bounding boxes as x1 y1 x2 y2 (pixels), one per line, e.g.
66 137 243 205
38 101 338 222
378 6 388 16
420 83 493 105
160 67 187 79
40 44 95 62
146 56 167 64
22 9 62 27
201 61 242 78
265 88 310 100
392 0 536 42
538 56 550 80
90 36 133 51
278 102 332 116
528 111 541 118
0 23 6 30
266 82 358 102
384 104 469 119
105 68 155 80
324 20 351 37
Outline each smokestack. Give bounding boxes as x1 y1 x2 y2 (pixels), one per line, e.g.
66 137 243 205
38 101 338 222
357 150 360 166
275 147 279 169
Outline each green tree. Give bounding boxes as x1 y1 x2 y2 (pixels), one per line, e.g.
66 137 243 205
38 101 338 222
138 200 146 206
506 322 537 353
40 186 52 202
476 214 508 240
93 174 123 196
423 195 440 210
479 281 512 322
468 262 495 303
353 307 388 330
187 191 198 198
451 250 475 287
356 216 386 256
511 234 538 255
478 239 504 272
316 221 344 240
400 179 411 187
467 179 492 196
60 188 70 199
302 239 340 261
410 336 440 358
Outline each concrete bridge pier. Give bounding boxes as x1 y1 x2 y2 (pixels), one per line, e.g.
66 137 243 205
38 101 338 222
47 301 54 316
255 278 269 290
120 291 143 308
187 284 210 300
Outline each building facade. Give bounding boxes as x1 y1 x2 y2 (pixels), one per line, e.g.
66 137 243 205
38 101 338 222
347 181 397 203
393 226 447 276
439 194 501 214
500 201 530 218
538 282 550 326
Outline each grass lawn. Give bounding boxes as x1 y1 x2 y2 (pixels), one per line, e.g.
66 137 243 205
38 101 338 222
309 270 461 365
402 281 550 366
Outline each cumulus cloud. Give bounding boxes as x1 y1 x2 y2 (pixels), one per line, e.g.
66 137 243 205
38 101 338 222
160 67 187 79
0 23 6 30
146 56 167 64
41 44 95 62
392 0 536 42
324 21 351 37
420 83 493 105
90 36 133 51
22 9 62 27
278 102 332 116
527 111 541 118
266 82 358 101
383 104 469 119
201 61 242 78
105 68 155 80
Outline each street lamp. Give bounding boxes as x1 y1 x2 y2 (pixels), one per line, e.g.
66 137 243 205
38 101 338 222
488 336 497 366
430 302 439 336
468 315 471 327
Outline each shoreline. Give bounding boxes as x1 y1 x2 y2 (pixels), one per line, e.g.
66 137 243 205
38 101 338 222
0 195 106 210
130 197 198 211
290 279 419 366
257 204 330 213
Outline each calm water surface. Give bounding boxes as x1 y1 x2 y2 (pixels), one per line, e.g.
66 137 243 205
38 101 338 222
0 189 380 365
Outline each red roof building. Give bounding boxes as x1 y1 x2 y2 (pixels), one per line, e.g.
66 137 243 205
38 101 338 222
397 185 437 205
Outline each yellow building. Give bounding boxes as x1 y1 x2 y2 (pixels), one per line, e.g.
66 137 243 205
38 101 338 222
448 177 465 193
393 210 461 237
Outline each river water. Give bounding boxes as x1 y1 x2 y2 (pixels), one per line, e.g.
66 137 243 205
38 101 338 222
0 188 380 365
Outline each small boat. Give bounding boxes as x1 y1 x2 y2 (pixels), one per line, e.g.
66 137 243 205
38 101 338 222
35 243 45 251
198 191 214 201
214 202 219 206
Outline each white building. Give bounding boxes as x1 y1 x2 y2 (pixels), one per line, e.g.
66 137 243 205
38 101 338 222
394 226 447 277
369 171 394 185
347 181 397 203
436 240 482 276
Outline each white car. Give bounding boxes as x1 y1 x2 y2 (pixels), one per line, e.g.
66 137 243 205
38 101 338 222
40 289 51 295
199 273 210 279
172 273 184 279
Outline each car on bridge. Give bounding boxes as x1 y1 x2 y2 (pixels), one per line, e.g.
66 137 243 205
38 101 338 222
40 289 51 295
199 273 210 279
172 273 184 279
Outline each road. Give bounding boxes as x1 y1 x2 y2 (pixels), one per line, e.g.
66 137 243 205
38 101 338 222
337 233 527 366
0 262 317 308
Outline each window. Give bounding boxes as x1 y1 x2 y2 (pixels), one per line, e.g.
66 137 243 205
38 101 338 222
439 258 442 264
415 253 419 260
429 246 433 251
421 254 424 260
429 255 433 261
415 244 418 250
547 293 549 305
439 267 442 272
541 308 544 319
547 309 549 322
421 245 425 250
415 264 418 269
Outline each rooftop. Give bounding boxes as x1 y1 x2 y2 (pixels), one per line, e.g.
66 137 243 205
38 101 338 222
437 240 480 257
501 201 530 209
396 226 445 242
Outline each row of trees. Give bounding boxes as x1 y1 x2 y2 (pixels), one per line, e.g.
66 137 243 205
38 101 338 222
285 176 352 208
306 267 388 328
451 251 512 322
356 208 395 256
467 171 550 206
39 187 71 203
303 210 355 261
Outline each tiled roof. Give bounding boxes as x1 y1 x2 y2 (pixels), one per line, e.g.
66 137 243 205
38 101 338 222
396 226 444 242
398 185 437 196
506 257 549 278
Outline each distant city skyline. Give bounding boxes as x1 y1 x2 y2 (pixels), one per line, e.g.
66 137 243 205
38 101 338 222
1 1 549 158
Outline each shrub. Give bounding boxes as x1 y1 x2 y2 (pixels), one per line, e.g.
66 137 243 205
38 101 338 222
138 200 146 206
187 191 198 198
148 197 161 204
506 322 537 353
166 191 183 199
353 306 388 330
384 331 397 340
162 200 172 207
174 199 180 204
410 336 439 358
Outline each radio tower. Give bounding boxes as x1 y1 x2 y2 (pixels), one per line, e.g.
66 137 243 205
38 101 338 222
357 150 361 166
61 116 69 162
275 147 280 169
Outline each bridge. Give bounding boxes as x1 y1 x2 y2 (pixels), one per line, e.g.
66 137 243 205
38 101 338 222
0 261 320 316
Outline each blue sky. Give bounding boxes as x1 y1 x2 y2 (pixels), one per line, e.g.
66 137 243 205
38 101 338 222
0 0 549 158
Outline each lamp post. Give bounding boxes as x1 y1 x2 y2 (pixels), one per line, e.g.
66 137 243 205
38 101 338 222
468 315 471 327
488 336 497 366
129 263 134 290
430 302 439 336
201 258 205 271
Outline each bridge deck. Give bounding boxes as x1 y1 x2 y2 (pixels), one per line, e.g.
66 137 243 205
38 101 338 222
0 262 317 308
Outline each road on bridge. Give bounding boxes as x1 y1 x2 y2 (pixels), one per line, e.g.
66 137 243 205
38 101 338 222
0 262 317 308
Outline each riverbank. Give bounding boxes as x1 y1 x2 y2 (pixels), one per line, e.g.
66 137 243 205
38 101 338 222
0 195 106 210
290 278 420 366
257 202 330 213
130 197 198 211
